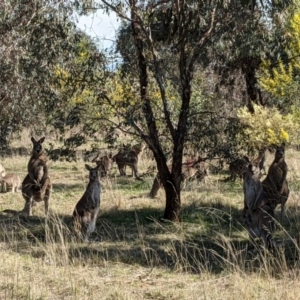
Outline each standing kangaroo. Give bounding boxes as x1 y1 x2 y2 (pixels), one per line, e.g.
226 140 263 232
242 158 274 248
22 137 52 216
131 141 146 156
0 172 21 193
73 164 101 241
92 154 113 177
262 144 289 221
113 150 141 180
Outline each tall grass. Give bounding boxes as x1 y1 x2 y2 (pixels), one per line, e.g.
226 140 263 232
0 148 300 299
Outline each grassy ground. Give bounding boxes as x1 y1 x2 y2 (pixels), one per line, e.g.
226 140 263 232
0 147 300 299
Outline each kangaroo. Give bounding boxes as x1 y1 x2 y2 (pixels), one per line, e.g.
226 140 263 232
0 163 6 177
16 146 29 156
251 148 266 178
243 162 264 214
243 203 274 249
257 147 267 177
149 159 208 198
73 164 101 241
121 141 146 176
21 137 52 216
242 157 274 249
227 156 250 181
113 150 141 180
131 141 146 156
0 172 21 193
262 144 289 221
181 158 208 189
92 154 113 177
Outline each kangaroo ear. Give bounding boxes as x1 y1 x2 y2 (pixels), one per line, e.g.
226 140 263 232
31 137 36 143
39 137 45 144
85 164 92 171
281 142 286 148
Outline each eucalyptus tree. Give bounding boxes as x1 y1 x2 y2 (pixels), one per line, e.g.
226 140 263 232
258 3 300 112
182 0 296 161
74 0 294 222
176 0 296 162
0 0 105 149
92 0 235 222
209 0 294 112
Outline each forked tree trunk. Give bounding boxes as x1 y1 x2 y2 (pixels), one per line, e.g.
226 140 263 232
126 0 216 222
129 0 183 222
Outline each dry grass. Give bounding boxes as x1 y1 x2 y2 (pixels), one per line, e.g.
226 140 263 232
0 146 300 299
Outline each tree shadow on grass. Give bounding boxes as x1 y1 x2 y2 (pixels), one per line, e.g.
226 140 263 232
0 201 299 275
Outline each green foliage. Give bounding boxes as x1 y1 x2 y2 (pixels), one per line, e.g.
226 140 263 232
0 0 108 150
258 7 300 106
0 1 74 144
237 103 300 148
259 60 294 97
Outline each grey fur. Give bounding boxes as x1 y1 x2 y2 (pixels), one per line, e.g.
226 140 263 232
73 164 101 241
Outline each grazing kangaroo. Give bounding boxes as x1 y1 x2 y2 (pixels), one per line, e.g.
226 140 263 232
113 149 141 180
0 172 21 193
181 158 208 189
149 159 208 198
262 144 289 221
92 154 113 177
21 137 52 216
242 157 274 249
73 164 101 241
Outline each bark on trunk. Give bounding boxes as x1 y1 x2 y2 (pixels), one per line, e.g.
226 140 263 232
163 177 181 222
129 0 181 221
127 0 216 222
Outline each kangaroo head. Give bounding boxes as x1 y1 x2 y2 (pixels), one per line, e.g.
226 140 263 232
138 141 147 151
248 162 260 176
31 137 45 155
85 164 100 181
258 147 266 156
275 144 285 160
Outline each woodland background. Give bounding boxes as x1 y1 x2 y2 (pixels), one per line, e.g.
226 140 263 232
1 1 300 299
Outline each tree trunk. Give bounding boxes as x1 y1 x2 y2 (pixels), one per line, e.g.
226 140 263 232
162 176 181 222
129 0 181 221
242 57 264 112
126 0 215 222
